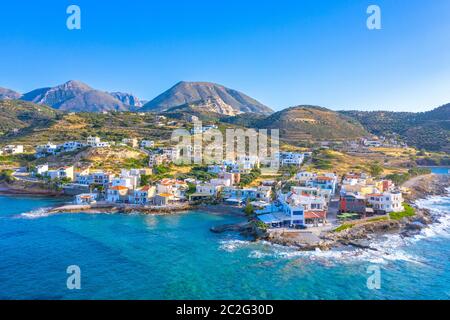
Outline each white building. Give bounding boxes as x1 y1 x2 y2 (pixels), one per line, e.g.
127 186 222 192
61 141 83 152
35 142 58 157
75 193 98 205
2 145 24 155
122 138 138 148
35 164 49 176
279 152 305 167
367 191 404 213
129 186 156 205
236 155 260 172
87 136 109 148
75 170 115 187
195 183 222 196
140 140 154 149
295 171 316 183
46 166 75 181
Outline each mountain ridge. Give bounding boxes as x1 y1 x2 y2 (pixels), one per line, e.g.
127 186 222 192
142 81 273 115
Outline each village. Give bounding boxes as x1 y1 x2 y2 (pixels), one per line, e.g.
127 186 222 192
0 130 412 239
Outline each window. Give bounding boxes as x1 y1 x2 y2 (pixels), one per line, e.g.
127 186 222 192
293 211 303 216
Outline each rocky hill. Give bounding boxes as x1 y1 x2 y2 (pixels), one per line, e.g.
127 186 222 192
254 105 368 144
341 104 450 152
0 87 22 100
21 80 136 112
142 81 273 115
0 100 59 137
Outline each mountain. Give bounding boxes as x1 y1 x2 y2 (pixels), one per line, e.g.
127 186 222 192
0 100 59 136
109 92 143 109
162 99 233 121
142 81 273 115
254 105 368 144
341 104 450 152
0 87 22 100
21 80 131 112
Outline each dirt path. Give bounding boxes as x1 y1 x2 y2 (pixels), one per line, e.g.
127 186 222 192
402 174 434 189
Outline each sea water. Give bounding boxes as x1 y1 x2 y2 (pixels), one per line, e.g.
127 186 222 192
0 192 449 300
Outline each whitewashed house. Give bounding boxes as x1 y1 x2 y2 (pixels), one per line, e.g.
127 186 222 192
367 191 404 213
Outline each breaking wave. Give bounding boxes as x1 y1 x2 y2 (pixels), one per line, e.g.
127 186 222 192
219 189 449 265
17 208 53 219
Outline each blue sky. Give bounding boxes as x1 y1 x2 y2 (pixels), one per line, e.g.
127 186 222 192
0 0 449 112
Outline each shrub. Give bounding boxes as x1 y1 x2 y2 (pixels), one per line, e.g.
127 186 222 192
389 203 416 220
333 223 354 232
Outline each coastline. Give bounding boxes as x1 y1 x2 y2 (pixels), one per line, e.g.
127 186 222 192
3 173 449 252
47 201 194 215
0 182 64 197
260 174 450 251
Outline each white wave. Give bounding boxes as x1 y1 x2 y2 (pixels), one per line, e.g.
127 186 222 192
219 237 423 265
18 208 53 219
219 239 251 252
413 192 450 240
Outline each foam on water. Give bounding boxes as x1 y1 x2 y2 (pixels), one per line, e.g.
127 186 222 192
18 208 53 219
219 190 450 266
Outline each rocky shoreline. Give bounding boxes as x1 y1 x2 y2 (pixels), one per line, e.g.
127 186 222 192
0 182 63 197
48 202 194 215
212 174 450 251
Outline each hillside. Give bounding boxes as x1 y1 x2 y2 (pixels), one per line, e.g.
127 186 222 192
0 111 177 146
21 80 135 112
142 81 273 115
341 104 450 152
0 87 22 100
254 106 368 144
162 98 237 121
0 100 59 137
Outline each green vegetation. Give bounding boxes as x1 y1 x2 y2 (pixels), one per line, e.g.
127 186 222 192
177 166 218 182
186 182 197 195
0 169 14 183
341 104 450 152
122 155 149 169
150 164 174 181
255 106 368 145
239 168 261 187
367 216 389 223
333 223 354 233
311 150 334 170
389 203 416 220
140 174 151 186
253 220 269 231
369 161 383 177
337 213 360 221
244 200 255 216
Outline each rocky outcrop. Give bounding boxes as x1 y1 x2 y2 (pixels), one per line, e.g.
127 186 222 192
403 174 450 201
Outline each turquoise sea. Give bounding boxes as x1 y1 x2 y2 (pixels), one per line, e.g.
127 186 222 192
0 187 449 299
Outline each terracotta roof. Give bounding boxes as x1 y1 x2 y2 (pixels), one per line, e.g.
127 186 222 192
368 193 383 197
158 193 173 198
304 211 327 219
316 176 334 181
111 186 128 191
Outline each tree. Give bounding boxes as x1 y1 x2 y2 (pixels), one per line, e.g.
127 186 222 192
186 182 196 195
0 170 14 183
140 174 151 186
244 199 254 217
369 162 383 177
